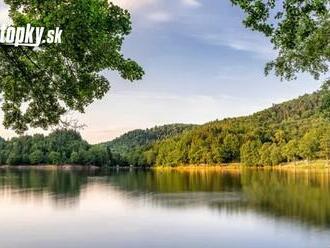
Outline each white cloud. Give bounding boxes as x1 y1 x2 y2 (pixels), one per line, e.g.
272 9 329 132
182 0 201 8
147 11 172 23
110 0 156 11
198 32 276 59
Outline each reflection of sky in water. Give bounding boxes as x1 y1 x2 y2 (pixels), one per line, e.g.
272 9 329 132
0 169 328 248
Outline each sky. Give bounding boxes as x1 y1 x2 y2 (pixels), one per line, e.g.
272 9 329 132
0 0 323 143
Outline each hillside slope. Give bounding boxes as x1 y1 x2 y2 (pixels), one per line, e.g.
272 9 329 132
141 91 329 166
106 124 196 166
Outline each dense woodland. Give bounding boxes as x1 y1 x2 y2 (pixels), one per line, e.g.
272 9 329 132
0 125 194 167
0 89 329 167
107 89 330 167
105 124 195 166
0 130 114 166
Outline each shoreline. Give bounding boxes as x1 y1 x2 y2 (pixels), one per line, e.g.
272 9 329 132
153 160 330 172
0 164 100 170
0 160 329 172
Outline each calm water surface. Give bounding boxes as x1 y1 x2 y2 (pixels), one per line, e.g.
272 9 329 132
0 168 329 248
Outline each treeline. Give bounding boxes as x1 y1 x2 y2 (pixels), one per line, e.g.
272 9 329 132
111 91 330 167
0 130 116 166
105 124 195 166
146 118 330 166
2 91 329 168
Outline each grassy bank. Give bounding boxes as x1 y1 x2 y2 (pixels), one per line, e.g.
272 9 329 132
269 160 330 171
154 163 241 171
154 160 330 172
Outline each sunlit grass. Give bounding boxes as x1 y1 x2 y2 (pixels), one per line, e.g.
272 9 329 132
154 160 330 172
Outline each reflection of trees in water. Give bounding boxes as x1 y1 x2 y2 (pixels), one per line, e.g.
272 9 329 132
105 170 244 208
108 169 330 228
0 168 99 207
240 169 330 228
0 168 329 228
107 169 242 193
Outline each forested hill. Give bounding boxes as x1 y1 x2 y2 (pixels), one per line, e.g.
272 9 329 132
0 92 326 167
119 91 329 167
105 124 196 166
252 92 321 124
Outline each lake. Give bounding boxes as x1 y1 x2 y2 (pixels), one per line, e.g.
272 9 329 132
0 168 329 248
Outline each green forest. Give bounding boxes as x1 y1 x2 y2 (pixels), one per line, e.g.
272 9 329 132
106 86 330 167
0 129 114 166
105 124 196 166
0 86 329 168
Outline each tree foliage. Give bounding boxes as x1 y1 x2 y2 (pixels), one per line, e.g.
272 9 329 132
0 0 144 133
321 80 330 118
320 128 330 162
231 0 330 81
106 124 195 166
240 140 261 166
0 129 114 166
29 149 44 165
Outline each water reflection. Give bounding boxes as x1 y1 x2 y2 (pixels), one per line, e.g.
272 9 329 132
108 170 242 193
108 169 330 228
0 168 329 229
241 169 330 228
0 168 94 207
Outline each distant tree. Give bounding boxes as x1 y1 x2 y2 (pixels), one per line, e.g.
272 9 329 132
188 139 207 164
258 142 283 166
29 150 44 165
78 149 89 165
269 144 284 166
321 80 330 119
273 130 286 145
320 131 330 164
47 129 89 161
144 150 157 166
299 131 320 162
87 146 110 166
5 140 23 165
0 138 7 165
219 134 240 162
259 143 272 166
70 151 80 164
6 151 21 165
0 151 7 166
48 151 62 165
240 140 262 166
283 139 300 163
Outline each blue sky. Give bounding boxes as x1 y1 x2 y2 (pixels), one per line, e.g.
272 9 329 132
0 0 323 143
